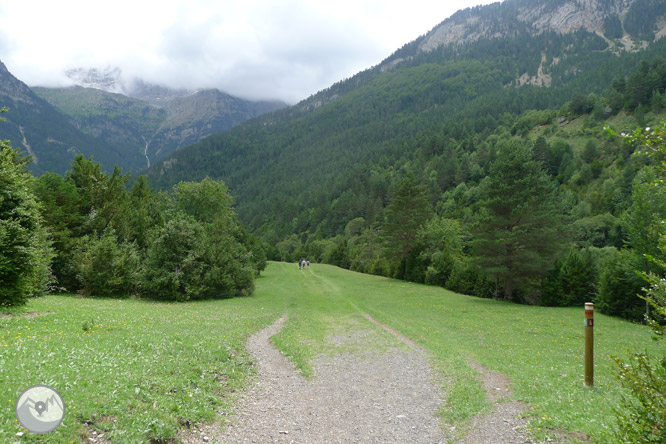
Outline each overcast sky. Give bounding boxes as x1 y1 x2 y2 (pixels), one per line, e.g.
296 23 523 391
0 0 497 104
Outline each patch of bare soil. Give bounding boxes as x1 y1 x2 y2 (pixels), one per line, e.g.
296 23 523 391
0 311 53 320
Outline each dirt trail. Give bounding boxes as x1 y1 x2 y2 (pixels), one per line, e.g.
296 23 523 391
460 361 532 444
182 314 534 444
183 315 446 443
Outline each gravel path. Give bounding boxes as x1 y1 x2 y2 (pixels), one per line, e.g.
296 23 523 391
182 314 536 444
183 315 447 443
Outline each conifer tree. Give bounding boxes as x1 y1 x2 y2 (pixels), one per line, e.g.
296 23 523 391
471 140 568 299
382 174 432 279
0 138 52 306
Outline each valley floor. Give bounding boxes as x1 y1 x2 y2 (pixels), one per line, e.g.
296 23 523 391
2 262 659 443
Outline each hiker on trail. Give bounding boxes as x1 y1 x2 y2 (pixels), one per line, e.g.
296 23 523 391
306 260 310 268
298 260 302 270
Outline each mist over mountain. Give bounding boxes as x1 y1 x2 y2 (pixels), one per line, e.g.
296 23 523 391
64 66 194 105
33 82 286 172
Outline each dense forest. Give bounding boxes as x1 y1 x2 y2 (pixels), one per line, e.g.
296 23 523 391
263 58 666 317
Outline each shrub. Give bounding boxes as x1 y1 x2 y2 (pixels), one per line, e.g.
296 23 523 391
141 212 255 301
75 227 139 297
613 353 666 443
141 215 208 302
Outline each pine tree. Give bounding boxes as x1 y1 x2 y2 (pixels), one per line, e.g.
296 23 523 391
382 174 432 279
470 140 568 299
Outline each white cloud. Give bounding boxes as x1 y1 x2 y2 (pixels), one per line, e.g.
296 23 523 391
0 0 498 103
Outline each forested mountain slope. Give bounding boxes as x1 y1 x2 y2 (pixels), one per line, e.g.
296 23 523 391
146 0 666 237
0 61 127 175
33 86 286 172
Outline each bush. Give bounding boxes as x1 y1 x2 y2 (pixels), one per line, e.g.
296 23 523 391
141 215 208 301
75 227 139 297
141 212 255 301
613 260 666 442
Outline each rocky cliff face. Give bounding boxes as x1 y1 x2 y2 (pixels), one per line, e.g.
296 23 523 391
417 0 658 53
521 0 633 35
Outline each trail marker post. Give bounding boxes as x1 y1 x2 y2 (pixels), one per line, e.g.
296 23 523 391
584 302 594 387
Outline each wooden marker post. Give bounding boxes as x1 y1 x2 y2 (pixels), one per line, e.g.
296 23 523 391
584 302 594 387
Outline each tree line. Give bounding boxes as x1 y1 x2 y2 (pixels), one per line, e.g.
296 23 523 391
1 124 265 307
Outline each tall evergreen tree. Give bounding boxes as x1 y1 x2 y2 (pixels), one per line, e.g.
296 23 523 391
382 174 432 279
470 140 568 299
0 138 52 306
32 173 84 291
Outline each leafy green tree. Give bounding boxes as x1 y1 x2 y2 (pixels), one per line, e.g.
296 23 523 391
470 140 568 299
603 15 623 40
624 168 666 316
126 175 161 251
0 139 52 306
582 139 599 164
276 235 302 262
66 155 129 237
142 178 257 301
323 235 350 269
542 248 597 306
626 169 666 269
141 214 208 301
417 216 465 287
382 174 432 279
33 173 85 291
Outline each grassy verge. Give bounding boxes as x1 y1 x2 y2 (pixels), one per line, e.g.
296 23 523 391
0 290 285 443
1 261 662 443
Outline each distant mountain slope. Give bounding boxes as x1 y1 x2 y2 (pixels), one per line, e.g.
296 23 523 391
145 0 666 234
33 85 286 170
0 61 129 175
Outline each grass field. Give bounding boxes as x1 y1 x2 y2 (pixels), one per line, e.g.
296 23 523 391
1 261 663 443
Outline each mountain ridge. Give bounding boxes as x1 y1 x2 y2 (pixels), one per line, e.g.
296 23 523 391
0 62 286 174
33 84 286 170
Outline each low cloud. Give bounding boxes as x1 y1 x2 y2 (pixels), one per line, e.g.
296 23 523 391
0 0 496 104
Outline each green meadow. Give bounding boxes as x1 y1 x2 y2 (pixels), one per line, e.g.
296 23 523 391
1 261 662 443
